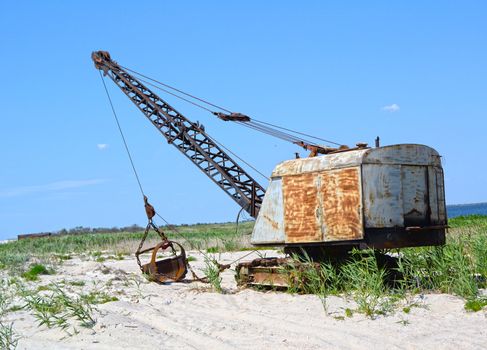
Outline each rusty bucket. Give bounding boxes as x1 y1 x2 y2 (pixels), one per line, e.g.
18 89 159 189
139 241 188 283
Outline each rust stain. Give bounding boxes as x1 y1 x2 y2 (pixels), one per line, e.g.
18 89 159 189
263 214 279 230
321 167 363 241
283 173 321 243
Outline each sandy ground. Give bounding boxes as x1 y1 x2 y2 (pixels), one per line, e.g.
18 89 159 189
3 250 487 350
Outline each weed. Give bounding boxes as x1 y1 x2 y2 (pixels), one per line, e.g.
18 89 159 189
23 294 64 328
22 264 52 281
22 283 97 332
345 308 353 318
130 276 147 301
81 291 119 305
56 255 72 261
203 258 223 293
284 252 343 312
53 286 96 328
222 238 240 252
464 298 487 312
1 216 486 320
0 253 29 274
0 221 255 273
398 241 479 299
68 280 86 287
286 250 398 317
37 285 51 292
187 256 197 262
396 319 410 326
114 253 125 260
0 322 19 350
6 306 22 313
0 289 9 316
341 250 393 318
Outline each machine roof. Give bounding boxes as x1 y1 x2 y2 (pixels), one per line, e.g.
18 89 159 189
272 144 441 177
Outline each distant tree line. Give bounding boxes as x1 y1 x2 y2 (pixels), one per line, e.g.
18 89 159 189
23 218 254 238
24 224 146 238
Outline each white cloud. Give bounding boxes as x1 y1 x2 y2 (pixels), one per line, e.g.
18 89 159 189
0 179 107 198
382 103 400 112
97 143 108 150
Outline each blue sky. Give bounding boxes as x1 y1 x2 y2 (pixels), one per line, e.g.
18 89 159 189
1 1 486 239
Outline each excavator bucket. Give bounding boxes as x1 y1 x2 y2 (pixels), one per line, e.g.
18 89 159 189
137 241 188 283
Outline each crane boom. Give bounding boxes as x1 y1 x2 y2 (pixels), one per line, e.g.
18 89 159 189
92 51 265 218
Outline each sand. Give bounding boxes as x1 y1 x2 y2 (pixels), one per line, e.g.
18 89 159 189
3 250 486 350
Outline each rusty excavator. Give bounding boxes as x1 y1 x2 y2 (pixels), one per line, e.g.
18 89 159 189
92 51 447 287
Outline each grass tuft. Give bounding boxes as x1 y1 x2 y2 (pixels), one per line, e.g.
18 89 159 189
464 298 487 312
203 258 223 293
0 322 19 350
22 264 52 281
284 215 487 318
22 283 97 332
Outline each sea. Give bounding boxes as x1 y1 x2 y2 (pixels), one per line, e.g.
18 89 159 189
447 202 487 218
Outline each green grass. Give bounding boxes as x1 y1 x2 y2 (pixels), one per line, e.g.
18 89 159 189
285 215 487 317
285 250 396 317
21 264 52 281
203 258 223 293
1 216 486 317
68 280 86 287
55 254 72 261
0 322 18 350
448 214 487 229
81 291 119 305
464 298 487 312
0 221 254 274
21 283 97 332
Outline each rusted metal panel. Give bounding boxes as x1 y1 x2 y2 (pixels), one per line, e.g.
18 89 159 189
401 166 428 226
321 167 364 241
363 144 442 166
236 257 291 288
283 173 322 243
279 167 364 244
362 164 404 228
253 143 445 247
251 178 286 245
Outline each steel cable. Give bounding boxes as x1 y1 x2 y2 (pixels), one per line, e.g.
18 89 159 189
99 71 145 198
99 71 256 274
99 72 212 256
120 64 344 147
123 70 270 181
120 64 232 113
